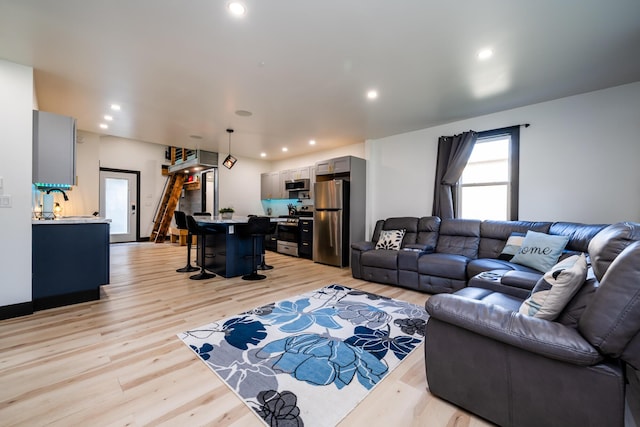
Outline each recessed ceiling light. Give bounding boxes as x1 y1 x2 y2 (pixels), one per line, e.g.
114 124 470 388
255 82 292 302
110 104 121 111
260 153 267 158
104 115 113 121
228 2 246 16
99 123 108 129
478 48 493 60
366 90 378 100
235 110 253 117
309 139 316 145
282 147 288 152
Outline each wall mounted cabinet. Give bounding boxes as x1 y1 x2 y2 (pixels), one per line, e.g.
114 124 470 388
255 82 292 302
315 156 351 175
261 166 314 200
288 167 311 180
33 110 76 186
261 172 282 199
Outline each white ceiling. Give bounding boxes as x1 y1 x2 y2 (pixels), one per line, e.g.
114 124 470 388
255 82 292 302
1 1 639 160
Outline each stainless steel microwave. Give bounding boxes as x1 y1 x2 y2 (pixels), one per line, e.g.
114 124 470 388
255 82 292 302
284 179 310 191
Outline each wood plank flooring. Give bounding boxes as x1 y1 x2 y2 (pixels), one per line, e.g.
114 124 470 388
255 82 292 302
0 242 492 426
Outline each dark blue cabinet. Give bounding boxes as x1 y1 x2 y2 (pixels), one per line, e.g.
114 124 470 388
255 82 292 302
32 222 110 310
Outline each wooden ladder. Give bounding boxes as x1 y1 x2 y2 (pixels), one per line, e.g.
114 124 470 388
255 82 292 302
150 173 185 243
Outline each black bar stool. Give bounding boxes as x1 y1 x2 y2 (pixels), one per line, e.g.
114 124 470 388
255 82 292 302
258 221 276 270
174 211 199 273
186 215 216 280
240 216 271 281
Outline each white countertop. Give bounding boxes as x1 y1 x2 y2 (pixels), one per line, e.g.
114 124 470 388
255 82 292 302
32 216 111 225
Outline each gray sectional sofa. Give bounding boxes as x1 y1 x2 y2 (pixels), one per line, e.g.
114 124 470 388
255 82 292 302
351 216 608 295
424 221 640 427
353 217 640 426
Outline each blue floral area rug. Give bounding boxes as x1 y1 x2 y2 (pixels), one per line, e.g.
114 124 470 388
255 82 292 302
178 285 428 427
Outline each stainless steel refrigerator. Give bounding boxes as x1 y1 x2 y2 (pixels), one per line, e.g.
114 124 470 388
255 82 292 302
313 179 349 267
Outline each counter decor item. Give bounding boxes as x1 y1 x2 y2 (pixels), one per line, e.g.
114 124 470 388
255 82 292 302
219 207 234 219
178 284 428 427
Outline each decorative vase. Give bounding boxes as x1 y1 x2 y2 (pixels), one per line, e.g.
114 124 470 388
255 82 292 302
221 212 233 219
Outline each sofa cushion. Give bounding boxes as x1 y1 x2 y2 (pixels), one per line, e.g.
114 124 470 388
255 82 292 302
467 258 540 279
550 222 609 253
510 231 569 273
587 221 640 281
380 217 419 245
454 287 524 312
435 218 481 258
416 216 441 248
580 240 640 368
418 253 469 280
519 254 587 320
477 220 551 259
375 229 406 250
361 249 400 269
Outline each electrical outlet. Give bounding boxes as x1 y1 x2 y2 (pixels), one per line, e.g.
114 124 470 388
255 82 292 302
0 195 11 208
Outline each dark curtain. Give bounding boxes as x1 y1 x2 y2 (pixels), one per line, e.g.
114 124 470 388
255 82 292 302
432 131 478 219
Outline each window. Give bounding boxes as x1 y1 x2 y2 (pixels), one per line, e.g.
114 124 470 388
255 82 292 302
457 126 520 220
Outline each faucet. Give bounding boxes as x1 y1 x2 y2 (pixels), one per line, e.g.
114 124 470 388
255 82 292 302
46 188 69 201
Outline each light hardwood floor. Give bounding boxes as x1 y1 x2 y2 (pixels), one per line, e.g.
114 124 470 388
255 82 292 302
0 242 492 426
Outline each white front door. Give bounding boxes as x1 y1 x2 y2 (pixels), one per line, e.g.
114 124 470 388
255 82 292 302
100 169 138 243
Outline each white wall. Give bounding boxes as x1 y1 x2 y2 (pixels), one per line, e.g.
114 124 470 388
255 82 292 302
218 155 269 216
46 82 640 250
366 82 640 234
271 143 365 171
65 131 100 216
98 135 168 237
0 60 33 306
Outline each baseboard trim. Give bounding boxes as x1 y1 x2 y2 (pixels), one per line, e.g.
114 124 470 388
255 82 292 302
0 301 34 320
33 289 100 311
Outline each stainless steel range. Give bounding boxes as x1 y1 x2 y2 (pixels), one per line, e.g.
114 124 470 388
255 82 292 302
276 216 300 257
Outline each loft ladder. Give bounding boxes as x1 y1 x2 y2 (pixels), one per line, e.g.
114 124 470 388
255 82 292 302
150 172 185 243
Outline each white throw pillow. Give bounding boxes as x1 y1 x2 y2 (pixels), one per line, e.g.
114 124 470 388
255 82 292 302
375 229 406 251
519 253 588 320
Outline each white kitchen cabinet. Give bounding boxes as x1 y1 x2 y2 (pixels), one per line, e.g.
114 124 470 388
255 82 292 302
278 170 290 197
309 166 316 198
315 156 351 175
33 110 76 186
290 167 310 180
262 166 312 200
280 167 311 182
260 172 281 199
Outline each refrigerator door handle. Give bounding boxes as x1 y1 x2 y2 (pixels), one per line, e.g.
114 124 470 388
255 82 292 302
328 212 334 250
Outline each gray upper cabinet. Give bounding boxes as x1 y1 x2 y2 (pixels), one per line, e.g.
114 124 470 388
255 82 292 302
261 166 313 200
315 156 351 175
33 110 76 185
261 172 281 199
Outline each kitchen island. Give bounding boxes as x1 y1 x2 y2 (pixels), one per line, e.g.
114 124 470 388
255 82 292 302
32 217 110 310
196 216 282 278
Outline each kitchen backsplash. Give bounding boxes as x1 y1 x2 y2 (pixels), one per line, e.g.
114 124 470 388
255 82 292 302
261 198 313 217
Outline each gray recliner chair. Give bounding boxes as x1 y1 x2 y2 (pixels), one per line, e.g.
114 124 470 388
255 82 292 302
424 222 640 427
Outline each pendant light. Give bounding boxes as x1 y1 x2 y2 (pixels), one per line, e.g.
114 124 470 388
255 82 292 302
223 128 237 169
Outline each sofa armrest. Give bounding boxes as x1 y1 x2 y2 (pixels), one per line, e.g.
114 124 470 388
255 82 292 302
501 270 541 292
351 241 375 251
425 294 603 366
